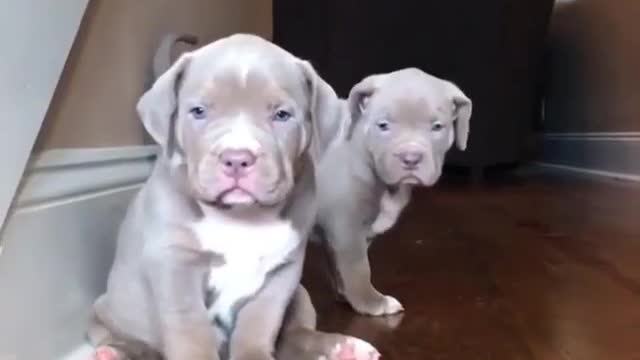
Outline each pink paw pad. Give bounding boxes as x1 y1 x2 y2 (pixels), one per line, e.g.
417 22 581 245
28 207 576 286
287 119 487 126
328 338 380 360
90 346 120 360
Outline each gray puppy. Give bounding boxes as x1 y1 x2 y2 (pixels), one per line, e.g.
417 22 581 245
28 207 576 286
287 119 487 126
314 68 472 316
88 34 380 360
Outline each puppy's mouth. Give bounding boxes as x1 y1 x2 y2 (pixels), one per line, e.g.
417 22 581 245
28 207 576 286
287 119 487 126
195 168 287 208
197 185 257 208
397 175 424 185
218 187 257 205
201 183 283 209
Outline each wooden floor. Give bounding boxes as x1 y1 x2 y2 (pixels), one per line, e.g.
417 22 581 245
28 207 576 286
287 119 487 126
302 169 640 360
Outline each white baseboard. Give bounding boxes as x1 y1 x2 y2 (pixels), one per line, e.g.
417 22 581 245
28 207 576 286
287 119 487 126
535 162 640 183
15 145 158 210
0 146 157 360
540 132 640 181
542 131 640 139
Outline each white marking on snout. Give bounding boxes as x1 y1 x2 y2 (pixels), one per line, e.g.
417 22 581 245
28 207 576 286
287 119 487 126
403 141 429 152
217 115 262 153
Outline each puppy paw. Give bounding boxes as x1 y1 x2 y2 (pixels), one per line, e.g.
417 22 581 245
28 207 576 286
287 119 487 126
369 218 394 236
351 294 404 316
380 295 404 315
89 346 121 360
319 338 380 360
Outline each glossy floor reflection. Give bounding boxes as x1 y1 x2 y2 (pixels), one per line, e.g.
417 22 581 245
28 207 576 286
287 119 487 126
302 170 640 360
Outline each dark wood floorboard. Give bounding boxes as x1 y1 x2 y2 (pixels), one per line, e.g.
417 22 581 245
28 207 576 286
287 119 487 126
301 171 640 360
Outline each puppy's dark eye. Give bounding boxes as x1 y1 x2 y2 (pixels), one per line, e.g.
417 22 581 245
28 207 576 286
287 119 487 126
377 120 390 132
189 106 207 120
273 109 292 122
432 122 444 131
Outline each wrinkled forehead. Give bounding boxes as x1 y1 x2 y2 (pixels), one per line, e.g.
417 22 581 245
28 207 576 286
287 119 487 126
180 42 308 107
372 77 452 121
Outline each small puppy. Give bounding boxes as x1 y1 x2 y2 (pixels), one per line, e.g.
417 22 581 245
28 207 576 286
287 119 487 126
88 34 379 360
313 68 472 316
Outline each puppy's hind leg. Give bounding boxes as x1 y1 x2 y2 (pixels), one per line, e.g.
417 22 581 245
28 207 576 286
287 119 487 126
87 324 162 360
87 296 121 360
277 286 380 360
87 323 119 360
87 296 162 360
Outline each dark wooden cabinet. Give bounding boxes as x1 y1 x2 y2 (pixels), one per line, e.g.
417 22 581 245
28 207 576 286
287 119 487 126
273 0 554 178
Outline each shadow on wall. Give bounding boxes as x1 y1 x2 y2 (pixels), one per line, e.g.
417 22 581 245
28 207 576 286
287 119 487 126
34 0 273 152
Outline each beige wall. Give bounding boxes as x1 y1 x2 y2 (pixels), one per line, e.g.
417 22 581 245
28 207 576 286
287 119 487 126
34 0 272 151
544 0 640 133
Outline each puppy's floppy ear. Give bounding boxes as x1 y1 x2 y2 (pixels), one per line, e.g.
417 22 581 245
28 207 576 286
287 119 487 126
137 53 192 150
298 60 346 158
445 82 473 151
347 74 383 139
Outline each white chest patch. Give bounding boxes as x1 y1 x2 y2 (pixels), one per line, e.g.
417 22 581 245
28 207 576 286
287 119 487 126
191 212 300 326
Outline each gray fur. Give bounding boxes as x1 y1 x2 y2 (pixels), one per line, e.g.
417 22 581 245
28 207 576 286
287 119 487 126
314 68 472 316
88 34 380 360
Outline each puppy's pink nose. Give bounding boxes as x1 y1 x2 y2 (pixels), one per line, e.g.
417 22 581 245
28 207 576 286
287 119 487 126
220 149 257 177
397 151 424 169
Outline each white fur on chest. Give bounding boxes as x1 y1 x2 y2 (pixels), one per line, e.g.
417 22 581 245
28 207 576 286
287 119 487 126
191 212 300 324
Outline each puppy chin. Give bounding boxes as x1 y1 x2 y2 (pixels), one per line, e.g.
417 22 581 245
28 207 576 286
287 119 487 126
218 185 286 208
418 173 441 187
399 176 423 185
388 173 438 187
194 187 256 208
219 188 257 206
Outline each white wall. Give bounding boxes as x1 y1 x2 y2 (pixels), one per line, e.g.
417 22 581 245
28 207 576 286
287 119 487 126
0 146 157 359
0 0 89 230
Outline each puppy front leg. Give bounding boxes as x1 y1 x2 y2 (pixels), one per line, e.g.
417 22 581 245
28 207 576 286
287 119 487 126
143 242 220 360
369 185 412 237
227 248 305 360
277 286 380 360
328 222 404 316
